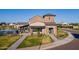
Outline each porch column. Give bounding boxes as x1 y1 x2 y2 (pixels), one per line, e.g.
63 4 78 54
29 28 33 35
42 28 45 34
53 26 57 36
45 27 49 35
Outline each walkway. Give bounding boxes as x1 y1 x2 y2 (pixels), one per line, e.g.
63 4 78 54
41 32 74 50
18 31 74 50
7 33 28 50
49 40 79 50
49 34 58 41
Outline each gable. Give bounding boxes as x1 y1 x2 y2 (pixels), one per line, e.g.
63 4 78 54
29 16 44 24
29 22 45 27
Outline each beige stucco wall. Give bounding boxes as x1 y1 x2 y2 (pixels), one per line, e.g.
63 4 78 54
53 26 57 36
44 26 49 34
42 28 45 34
28 15 57 36
29 22 45 27
29 27 33 35
45 26 57 36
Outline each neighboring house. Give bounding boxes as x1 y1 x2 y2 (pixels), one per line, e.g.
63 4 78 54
62 22 69 26
20 14 57 36
73 26 79 29
14 22 27 29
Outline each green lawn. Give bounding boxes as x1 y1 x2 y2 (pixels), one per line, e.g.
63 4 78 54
57 28 68 39
18 34 52 48
0 35 20 50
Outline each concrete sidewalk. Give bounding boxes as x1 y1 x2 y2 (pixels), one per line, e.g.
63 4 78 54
17 32 74 50
49 34 58 41
7 33 28 50
41 32 74 50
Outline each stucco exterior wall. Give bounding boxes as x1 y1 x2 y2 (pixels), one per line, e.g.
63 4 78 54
44 26 49 34
28 15 57 36
29 27 33 35
45 26 57 36
42 28 45 34
53 26 57 36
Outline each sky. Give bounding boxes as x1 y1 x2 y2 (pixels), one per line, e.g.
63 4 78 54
0 9 79 23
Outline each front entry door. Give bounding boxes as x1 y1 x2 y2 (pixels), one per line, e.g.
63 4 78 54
49 28 53 34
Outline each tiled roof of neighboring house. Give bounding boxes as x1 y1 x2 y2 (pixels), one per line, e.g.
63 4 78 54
45 22 57 26
43 14 56 18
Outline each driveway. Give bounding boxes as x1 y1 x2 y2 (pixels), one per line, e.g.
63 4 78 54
7 33 28 50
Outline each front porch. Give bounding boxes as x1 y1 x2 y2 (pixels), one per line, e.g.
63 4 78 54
29 22 46 34
29 26 55 35
29 26 45 34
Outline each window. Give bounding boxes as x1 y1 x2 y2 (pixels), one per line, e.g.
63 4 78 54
49 28 53 33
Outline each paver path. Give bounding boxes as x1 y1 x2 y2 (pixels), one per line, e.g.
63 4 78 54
7 33 28 50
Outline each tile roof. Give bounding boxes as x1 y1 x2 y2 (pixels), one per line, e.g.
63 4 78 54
45 22 57 26
43 14 56 18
